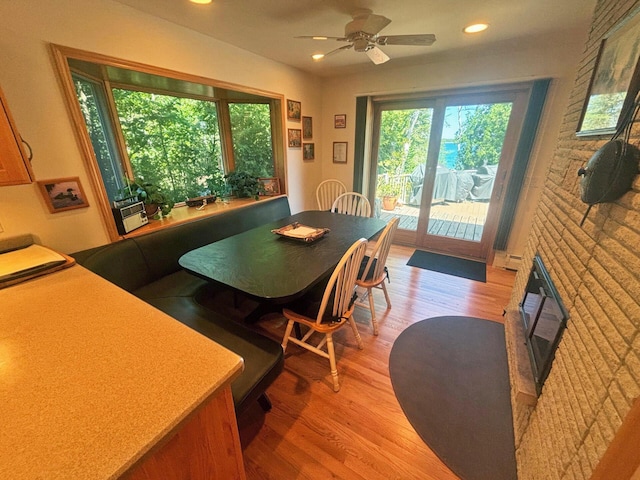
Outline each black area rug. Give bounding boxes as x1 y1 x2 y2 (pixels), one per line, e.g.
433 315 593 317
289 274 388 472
407 250 486 282
389 316 516 480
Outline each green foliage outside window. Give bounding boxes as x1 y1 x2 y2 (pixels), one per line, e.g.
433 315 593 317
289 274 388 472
111 91 275 206
377 108 432 177
229 103 274 178
73 76 126 202
453 103 512 170
112 89 224 206
376 103 512 180
69 56 281 226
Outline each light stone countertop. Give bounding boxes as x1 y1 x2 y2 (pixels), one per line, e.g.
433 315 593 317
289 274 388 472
0 265 243 479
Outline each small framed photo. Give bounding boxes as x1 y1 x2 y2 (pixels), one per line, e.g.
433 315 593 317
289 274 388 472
259 177 281 196
303 143 315 161
334 114 346 128
302 116 313 139
333 141 348 164
287 99 301 120
37 177 89 213
288 128 302 147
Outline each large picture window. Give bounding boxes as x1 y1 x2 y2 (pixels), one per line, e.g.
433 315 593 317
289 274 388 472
52 45 285 240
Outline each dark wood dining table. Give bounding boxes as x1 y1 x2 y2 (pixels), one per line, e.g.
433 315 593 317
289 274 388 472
179 210 387 304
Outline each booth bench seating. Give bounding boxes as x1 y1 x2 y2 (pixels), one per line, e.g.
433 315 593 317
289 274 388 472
71 196 291 415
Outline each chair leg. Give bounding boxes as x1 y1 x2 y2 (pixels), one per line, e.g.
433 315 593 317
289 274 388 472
257 393 272 412
282 319 295 350
326 333 341 392
367 287 379 336
348 316 364 349
381 281 392 308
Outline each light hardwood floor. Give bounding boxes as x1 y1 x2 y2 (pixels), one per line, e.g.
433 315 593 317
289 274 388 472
238 243 516 480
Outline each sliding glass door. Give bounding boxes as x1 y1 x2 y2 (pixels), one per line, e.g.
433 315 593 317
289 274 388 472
370 88 530 260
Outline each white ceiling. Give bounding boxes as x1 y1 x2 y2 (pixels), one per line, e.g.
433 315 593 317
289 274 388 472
112 0 596 77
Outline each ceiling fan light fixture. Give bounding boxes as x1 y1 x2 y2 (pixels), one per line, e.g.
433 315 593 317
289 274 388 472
312 36 328 41
366 47 390 65
312 53 325 61
189 0 212 4
463 23 489 34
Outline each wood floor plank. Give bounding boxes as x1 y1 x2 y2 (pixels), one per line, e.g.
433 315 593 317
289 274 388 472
238 244 516 480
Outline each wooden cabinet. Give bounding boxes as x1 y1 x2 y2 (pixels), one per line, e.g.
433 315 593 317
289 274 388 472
0 84 33 185
124 387 247 480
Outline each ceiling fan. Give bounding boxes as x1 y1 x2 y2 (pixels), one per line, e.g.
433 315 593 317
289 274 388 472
297 9 436 65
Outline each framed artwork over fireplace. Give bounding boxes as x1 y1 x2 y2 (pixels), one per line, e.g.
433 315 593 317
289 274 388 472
577 8 640 135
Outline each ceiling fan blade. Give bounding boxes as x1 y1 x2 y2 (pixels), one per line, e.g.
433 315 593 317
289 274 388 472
366 46 390 65
376 34 436 46
315 44 353 61
325 44 353 56
359 13 392 35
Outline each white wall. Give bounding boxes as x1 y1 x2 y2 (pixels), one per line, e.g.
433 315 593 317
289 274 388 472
319 27 590 260
0 0 322 253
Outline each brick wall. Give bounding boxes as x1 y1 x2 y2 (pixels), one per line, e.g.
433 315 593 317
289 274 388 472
505 0 640 478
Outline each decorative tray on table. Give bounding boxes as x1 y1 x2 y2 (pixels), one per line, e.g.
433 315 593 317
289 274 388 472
271 222 330 243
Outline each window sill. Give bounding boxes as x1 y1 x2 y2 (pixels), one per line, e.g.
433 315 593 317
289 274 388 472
122 195 286 239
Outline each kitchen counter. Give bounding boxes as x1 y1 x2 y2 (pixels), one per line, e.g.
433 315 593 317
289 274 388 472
0 265 244 479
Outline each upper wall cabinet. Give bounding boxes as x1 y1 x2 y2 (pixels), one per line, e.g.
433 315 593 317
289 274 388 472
0 85 33 186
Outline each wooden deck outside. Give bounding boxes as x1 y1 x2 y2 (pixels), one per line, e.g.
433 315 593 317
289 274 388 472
378 201 489 242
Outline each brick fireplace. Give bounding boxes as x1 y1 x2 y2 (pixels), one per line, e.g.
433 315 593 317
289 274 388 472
502 0 640 478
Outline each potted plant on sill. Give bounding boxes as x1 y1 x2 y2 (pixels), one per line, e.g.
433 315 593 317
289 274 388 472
185 170 225 207
377 180 402 211
122 177 174 218
224 171 264 200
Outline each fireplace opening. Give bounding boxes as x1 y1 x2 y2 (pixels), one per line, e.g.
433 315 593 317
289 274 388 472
519 254 569 395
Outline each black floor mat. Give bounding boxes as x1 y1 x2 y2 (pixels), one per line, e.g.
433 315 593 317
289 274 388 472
407 250 486 282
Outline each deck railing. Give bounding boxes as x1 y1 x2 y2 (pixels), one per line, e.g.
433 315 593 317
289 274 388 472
377 173 414 204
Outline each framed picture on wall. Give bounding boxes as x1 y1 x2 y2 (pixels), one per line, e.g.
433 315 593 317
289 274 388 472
302 116 313 138
287 99 301 120
577 9 640 135
288 128 302 147
259 177 280 195
333 141 347 163
37 177 89 213
303 143 315 160
334 114 346 128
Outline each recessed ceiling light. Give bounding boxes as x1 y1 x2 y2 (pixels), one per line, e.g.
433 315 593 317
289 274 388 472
312 54 325 61
190 0 212 4
463 23 489 34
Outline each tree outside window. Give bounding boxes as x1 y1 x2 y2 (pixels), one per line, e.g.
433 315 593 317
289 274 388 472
229 102 274 178
112 89 224 205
